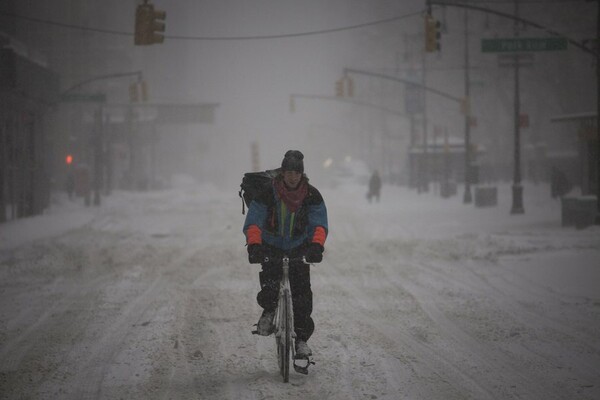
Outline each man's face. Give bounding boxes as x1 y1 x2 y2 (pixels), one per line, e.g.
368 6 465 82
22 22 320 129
283 170 302 189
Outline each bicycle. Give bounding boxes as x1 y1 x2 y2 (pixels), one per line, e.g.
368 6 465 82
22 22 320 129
253 254 315 382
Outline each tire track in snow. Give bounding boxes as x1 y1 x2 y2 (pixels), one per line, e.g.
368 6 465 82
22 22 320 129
372 244 592 399
314 244 491 399
155 262 231 399
410 255 600 382
48 236 209 399
0 273 113 371
149 246 266 399
317 269 497 400
321 242 543 399
415 244 600 353
366 236 600 398
72 275 164 400
397 275 566 400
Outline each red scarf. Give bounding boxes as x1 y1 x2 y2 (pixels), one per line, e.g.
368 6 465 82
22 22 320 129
274 178 308 212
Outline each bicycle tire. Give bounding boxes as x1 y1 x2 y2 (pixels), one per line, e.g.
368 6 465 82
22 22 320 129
276 331 283 373
275 295 286 380
281 290 291 382
276 303 283 375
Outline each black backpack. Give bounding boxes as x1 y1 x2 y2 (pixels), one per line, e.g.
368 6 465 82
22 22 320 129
239 168 280 214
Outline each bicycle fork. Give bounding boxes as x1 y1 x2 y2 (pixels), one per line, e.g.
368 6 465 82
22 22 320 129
275 262 296 352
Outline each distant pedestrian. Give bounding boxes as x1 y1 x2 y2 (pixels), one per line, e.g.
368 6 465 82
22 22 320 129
367 170 381 203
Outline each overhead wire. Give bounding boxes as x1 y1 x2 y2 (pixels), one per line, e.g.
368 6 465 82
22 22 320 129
0 10 423 41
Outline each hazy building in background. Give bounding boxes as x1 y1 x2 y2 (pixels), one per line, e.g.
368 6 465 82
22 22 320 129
1 1 596 221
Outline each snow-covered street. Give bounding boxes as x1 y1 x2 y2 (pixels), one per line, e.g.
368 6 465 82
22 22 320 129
1 180 599 399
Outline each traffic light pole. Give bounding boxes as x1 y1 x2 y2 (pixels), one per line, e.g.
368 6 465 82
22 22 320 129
597 0 600 224
421 44 429 193
594 0 600 225
289 93 406 117
463 9 472 204
343 68 463 104
343 68 464 193
60 71 143 97
58 70 144 205
427 1 593 55
427 0 598 220
511 0 524 214
93 107 104 206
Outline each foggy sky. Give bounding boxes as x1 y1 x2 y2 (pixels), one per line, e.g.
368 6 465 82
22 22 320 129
137 0 423 185
131 0 594 188
9 0 594 189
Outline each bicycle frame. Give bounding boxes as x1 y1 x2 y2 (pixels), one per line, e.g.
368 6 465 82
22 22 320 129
261 254 313 381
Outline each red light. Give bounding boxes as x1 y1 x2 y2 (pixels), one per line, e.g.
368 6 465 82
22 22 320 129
66 155 73 165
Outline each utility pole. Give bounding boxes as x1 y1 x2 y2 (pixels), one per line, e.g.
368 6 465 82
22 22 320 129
127 105 136 190
427 0 598 216
511 0 525 214
104 113 113 196
463 9 473 204
596 0 600 224
92 106 104 206
0 116 5 223
421 49 429 193
443 127 451 197
151 124 157 189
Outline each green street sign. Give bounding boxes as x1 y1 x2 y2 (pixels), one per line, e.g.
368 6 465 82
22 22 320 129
60 93 107 103
482 37 568 53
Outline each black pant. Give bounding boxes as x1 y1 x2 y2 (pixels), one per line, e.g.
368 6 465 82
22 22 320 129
257 257 314 342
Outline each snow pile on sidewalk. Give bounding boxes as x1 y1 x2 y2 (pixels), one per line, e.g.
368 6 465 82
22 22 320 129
0 193 96 253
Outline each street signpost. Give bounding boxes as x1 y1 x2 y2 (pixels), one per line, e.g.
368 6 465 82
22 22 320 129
498 53 534 68
482 37 568 53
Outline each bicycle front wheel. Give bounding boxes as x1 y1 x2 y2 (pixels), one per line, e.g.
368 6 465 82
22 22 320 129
277 290 290 382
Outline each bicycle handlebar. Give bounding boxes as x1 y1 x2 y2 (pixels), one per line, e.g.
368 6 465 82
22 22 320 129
248 249 319 265
263 255 307 264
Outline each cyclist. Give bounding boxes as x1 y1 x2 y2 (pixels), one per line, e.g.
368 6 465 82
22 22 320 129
243 150 328 358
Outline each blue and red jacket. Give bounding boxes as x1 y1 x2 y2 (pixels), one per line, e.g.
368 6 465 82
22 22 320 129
243 177 328 251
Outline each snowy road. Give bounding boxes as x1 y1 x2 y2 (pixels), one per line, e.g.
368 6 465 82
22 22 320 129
1 181 599 399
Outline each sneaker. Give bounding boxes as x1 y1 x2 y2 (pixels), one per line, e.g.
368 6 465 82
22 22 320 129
295 340 312 357
256 310 275 336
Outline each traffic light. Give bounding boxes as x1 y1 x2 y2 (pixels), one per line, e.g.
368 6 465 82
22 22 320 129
335 79 344 97
140 80 148 101
425 14 441 52
346 77 354 97
129 81 149 102
150 8 166 44
129 82 139 102
65 154 73 165
135 2 166 45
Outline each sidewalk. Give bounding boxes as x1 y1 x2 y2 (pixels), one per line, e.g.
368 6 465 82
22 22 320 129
0 193 96 253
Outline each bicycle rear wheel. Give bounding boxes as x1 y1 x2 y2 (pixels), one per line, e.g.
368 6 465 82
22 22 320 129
277 290 290 382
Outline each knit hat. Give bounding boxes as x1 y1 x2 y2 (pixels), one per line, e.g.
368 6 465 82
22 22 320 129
281 150 304 173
